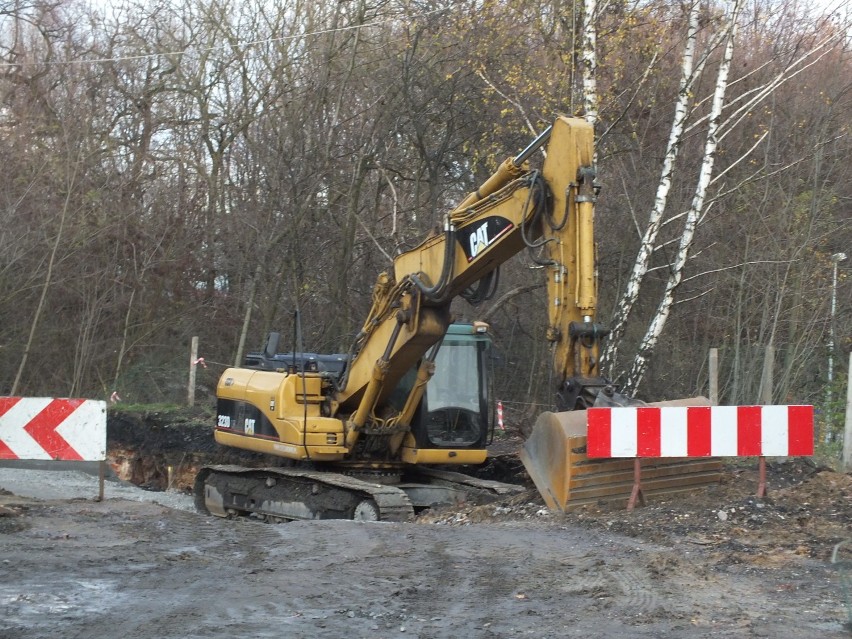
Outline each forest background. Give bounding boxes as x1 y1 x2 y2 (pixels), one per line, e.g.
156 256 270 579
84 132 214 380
0 0 849 447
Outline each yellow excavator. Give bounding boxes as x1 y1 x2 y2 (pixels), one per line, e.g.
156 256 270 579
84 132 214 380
195 116 716 521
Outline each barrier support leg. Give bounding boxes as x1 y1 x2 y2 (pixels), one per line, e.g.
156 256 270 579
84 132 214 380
756 456 767 498
97 460 105 502
627 457 646 511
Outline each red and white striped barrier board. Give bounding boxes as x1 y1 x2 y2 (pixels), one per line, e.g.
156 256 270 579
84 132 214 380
0 397 106 461
587 405 813 458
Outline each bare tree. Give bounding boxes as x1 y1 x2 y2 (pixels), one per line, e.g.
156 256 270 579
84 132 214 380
622 0 741 394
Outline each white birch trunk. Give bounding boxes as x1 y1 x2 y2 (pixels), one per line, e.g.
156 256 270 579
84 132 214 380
581 0 598 127
602 1 700 373
622 0 741 395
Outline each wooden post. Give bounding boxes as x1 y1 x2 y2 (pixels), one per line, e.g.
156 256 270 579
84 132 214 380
843 352 852 472
709 348 719 406
188 336 199 407
760 344 774 405
757 345 775 498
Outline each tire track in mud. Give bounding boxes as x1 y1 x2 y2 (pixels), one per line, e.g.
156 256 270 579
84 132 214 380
385 529 517 636
383 524 650 637
552 554 611 598
548 547 698 622
221 521 419 634
607 559 673 619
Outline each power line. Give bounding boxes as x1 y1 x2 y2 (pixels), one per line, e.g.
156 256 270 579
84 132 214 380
0 5 449 68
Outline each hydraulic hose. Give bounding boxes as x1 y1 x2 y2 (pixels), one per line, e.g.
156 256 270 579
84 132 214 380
520 172 558 267
461 267 500 305
409 221 456 303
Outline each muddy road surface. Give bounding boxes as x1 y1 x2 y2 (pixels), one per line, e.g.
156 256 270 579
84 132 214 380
0 479 848 639
1 409 849 638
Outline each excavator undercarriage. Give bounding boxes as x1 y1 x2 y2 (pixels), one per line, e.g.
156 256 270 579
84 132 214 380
195 466 416 522
194 465 524 522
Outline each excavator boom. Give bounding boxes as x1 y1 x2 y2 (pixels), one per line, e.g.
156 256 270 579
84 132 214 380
336 117 608 432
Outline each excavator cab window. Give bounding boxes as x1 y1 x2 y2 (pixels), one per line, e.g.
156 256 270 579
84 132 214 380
410 326 492 450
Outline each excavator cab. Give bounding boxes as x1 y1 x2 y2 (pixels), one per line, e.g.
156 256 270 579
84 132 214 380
411 322 493 451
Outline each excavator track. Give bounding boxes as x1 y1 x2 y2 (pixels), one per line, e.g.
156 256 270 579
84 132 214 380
194 465 414 522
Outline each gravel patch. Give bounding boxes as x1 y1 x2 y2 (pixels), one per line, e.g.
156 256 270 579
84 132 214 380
0 466 196 512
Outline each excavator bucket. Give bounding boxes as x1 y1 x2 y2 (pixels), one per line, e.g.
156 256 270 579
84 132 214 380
520 397 723 512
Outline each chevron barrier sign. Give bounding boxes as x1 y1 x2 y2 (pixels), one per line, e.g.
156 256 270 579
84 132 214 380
0 397 107 461
587 405 814 458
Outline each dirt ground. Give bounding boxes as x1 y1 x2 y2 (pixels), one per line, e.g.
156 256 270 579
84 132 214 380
0 410 849 638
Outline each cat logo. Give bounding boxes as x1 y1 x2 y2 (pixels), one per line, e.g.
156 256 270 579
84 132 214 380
469 222 492 260
460 216 513 263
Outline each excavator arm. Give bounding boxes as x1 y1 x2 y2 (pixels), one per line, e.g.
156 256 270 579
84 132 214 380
334 117 608 452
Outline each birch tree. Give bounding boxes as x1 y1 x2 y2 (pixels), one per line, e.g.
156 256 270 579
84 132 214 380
598 0 849 395
601 2 703 372
621 0 741 395
581 0 597 127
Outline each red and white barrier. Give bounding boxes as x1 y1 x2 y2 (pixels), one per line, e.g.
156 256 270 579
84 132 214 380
587 405 813 458
497 400 505 431
0 397 106 461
